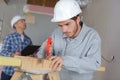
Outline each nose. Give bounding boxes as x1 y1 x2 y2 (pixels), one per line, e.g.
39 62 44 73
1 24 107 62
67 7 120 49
62 26 68 33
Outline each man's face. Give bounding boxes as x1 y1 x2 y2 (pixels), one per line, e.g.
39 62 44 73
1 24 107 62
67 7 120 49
14 19 26 30
57 16 81 38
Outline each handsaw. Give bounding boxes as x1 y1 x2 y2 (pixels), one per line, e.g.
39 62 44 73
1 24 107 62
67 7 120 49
46 37 52 57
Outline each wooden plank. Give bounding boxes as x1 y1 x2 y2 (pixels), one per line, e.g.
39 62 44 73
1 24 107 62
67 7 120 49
97 66 106 72
27 0 57 7
0 56 104 72
11 71 60 80
0 56 21 67
49 72 60 80
27 0 44 6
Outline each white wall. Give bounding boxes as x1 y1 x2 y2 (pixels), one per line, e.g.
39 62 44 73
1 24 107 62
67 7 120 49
82 0 120 80
25 13 57 45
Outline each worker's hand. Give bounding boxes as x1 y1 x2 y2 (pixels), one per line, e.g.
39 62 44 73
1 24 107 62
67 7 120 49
29 54 35 57
15 52 21 56
48 56 64 71
11 52 21 57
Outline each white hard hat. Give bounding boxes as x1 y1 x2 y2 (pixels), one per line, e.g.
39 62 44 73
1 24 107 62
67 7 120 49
11 15 25 29
51 0 82 22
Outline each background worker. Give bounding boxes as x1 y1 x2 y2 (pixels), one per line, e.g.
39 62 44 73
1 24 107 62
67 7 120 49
37 0 101 80
0 15 32 80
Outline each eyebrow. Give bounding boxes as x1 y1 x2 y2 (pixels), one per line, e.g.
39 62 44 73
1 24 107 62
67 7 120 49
58 22 71 27
58 24 62 27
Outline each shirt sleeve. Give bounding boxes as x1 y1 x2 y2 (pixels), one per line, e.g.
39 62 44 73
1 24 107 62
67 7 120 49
62 34 101 74
0 36 12 57
36 40 46 58
29 39 32 45
26 35 32 45
29 37 32 45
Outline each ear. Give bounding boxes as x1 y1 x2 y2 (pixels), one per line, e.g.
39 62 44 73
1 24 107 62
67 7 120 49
76 16 80 25
13 26 16 29
14 24 17 29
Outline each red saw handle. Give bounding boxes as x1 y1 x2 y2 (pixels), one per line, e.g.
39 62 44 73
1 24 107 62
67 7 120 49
46 37 52 57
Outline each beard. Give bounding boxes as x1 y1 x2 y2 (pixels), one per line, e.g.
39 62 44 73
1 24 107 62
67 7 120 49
69 22 79 38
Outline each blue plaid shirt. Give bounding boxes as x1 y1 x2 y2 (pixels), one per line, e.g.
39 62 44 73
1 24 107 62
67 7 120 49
0 32 32 76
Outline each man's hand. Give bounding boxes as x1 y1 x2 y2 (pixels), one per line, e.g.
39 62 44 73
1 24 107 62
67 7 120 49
48 56 64 71
11 52 21 57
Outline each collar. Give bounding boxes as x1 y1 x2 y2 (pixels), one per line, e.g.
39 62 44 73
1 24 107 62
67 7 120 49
14 31 25 37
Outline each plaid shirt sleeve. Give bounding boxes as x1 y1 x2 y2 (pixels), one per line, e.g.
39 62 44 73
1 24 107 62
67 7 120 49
0 36 12 57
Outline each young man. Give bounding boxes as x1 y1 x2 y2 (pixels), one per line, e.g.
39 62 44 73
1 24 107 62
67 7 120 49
37 0 101 80
0 15 32 80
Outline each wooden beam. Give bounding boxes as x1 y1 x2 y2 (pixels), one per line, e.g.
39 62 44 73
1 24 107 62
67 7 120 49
97 66 106 72
27 0 57 7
